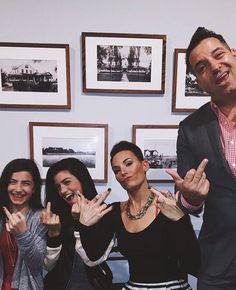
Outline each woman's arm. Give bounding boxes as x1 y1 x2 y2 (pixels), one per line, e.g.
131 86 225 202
15 210 47 274
150 187 200 276
74 231 115 266
40 202 63 271
78 191 116 261
169 214 200 277
43 234 62 271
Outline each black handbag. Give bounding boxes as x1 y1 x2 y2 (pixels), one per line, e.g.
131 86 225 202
85 261 113 290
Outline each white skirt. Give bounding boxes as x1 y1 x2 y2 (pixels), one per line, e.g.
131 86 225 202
122 279 192 290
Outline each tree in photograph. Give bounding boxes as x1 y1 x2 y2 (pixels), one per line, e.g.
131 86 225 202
0 69 7 86
113 46 122 71
127 46 136 70
97 45 107 70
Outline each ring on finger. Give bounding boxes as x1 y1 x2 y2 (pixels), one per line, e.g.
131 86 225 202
94 194 100 202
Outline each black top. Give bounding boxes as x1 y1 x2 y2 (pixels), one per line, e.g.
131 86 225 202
79 202 200 283
43 219 94 290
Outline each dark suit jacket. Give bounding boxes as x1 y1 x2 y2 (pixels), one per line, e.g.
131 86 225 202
177 102 236 278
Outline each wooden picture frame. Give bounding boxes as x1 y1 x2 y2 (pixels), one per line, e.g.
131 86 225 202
172 48 210 112
132 125 178 183
29 122 108 182
82 32 166 94
0 42 71 109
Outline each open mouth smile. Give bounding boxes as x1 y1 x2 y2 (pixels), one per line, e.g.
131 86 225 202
216 71 228 85
11 192 27 198
63 192 75 203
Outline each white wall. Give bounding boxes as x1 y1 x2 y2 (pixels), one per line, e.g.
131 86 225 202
0 0 235 288
0 0 235 198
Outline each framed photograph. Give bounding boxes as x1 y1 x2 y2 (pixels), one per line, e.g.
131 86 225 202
172 48 210 112
82 32 166 94
0 42 71 109
132 125 178 183
29 122 108 182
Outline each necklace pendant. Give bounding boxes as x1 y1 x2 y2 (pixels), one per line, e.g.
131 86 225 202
126 192 155 220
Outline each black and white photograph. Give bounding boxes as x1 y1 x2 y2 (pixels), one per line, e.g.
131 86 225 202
133 125 178 183
1 59 58 92
29 122 108 182
42 137 96 168
185 71 209 96
97 45 151 82
82 32 166 93
0 42 71 108
144 139 177 169
172 48 210 112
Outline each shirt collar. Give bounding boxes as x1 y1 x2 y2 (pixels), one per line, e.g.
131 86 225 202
211 101 235 129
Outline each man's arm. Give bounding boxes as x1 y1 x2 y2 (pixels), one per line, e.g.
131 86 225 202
166 123 209 214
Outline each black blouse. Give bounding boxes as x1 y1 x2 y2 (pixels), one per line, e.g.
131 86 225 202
79 202 200 283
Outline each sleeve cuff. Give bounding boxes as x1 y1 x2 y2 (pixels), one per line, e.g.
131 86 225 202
47 234 62 248
176 191 203 216
180 193 203 210
77 221 97 232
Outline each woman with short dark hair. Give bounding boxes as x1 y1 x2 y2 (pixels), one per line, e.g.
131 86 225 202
78 141 200 290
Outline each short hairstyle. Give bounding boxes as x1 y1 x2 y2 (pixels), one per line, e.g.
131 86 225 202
186 27 230 73
0 158 42 219
110 140 144 164
45 158 97 221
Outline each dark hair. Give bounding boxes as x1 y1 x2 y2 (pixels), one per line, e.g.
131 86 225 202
110 140 144 163
45 158 98 220
0 158 42 219
186 27 230 73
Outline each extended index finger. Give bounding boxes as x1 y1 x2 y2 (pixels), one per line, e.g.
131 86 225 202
193 159 208 182
150 187 165 203
150 187 163 199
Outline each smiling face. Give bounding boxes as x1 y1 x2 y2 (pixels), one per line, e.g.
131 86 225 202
111 150 149 192
53 170 83 206
8 171 34 211
189 37 236 104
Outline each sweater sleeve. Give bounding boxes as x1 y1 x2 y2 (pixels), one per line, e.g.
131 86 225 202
15 210 47 274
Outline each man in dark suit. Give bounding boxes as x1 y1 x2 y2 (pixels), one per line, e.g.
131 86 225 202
167 27 236 289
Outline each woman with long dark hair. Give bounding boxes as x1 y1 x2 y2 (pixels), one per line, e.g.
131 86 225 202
41 158 113 290
0 158 47 290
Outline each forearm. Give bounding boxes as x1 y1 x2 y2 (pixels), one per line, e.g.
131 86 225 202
77 219 115 261
75 231 114 266
44 234 62 271
171 214 200 276
15 225 47 272
177 124 208 209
